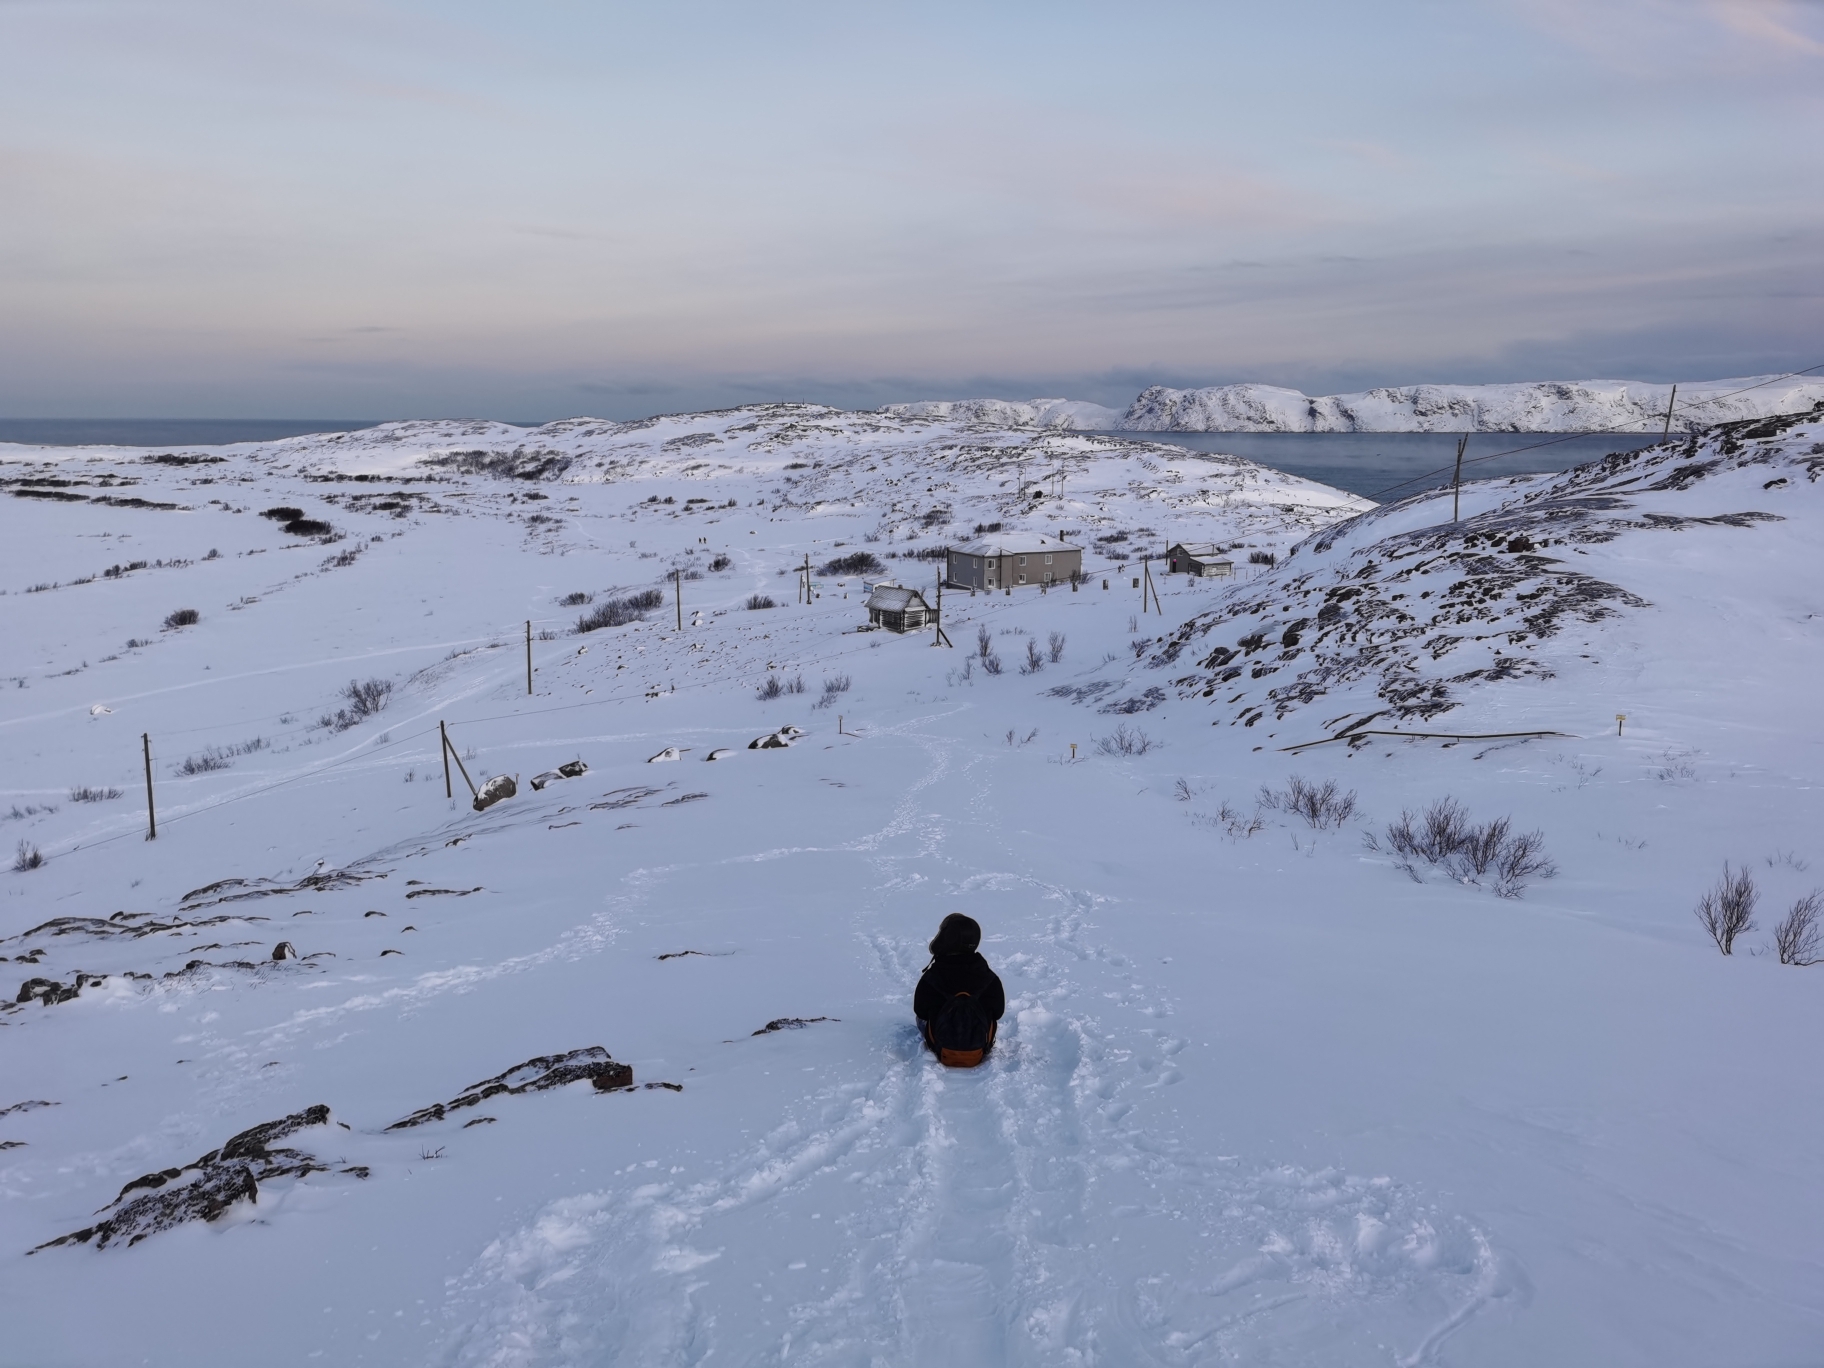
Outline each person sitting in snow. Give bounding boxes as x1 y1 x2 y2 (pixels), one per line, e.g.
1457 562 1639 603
914 913 1005 1068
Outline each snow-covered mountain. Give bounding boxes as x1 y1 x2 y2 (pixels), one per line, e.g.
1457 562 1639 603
886 375 1824 433
3 404 1822 1367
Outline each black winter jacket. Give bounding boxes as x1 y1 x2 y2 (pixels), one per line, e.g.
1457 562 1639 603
914 952 1005 1025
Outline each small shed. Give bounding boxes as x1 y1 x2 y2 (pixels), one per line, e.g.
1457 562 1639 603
1166 543 1234 578
864 583 932 633
945 538 1083 590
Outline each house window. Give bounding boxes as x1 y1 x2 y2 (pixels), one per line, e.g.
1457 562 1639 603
1044 554 1053 565
1017 556 1026 566
1018 574 1026 584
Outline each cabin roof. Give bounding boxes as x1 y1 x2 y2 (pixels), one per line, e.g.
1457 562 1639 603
864 584 929 612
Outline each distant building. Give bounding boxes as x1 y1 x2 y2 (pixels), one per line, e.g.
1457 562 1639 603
864 583 932 633
1165 543 1234 578
945 538 1083 590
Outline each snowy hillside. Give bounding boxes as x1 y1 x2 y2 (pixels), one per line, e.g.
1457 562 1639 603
2 404 1822 1367
1121 375 1824 433
884 375 1824 433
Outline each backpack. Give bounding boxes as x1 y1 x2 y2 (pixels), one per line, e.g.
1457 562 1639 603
931 991 994 1068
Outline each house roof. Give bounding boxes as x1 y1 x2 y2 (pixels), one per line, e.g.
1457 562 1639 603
865 584 929 612
1168 542 1232 560
951 539 1081 557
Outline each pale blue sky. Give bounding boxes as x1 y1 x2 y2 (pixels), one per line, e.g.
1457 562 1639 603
2 0 1819 418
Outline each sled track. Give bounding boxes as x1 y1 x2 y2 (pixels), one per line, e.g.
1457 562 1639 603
440 731 1518 1365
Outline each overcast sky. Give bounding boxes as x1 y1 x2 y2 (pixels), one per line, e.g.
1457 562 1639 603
2 0 1820 419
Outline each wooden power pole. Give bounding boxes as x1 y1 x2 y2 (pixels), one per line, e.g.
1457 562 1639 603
932 571 951 647
1451 434 1468 522
525 620 533 695
142 732 156 840
441 720 453 799
1661 383 1678 439
674 569 683 630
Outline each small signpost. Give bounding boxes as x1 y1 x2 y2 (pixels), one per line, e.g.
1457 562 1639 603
1616 713 1627 736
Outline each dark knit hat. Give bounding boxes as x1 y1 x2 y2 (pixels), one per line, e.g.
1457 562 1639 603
929 912 981 957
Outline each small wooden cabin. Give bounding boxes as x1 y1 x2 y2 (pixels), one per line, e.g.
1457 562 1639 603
1166 543 1235 578
864 583 932 633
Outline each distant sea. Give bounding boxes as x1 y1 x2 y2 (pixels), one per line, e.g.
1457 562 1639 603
1108 430 1669 501
1 418 1668 505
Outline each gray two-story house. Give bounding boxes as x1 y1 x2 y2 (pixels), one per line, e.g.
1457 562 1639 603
945 538 1083 591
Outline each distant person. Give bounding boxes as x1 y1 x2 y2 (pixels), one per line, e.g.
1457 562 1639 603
914 913 1005 1068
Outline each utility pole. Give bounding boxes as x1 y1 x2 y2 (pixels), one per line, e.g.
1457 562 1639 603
1661 383 1678 439
441 722 478 799
142 732 156 840
1142 557 1161 615
441 720 452 799
525 621 533 695
932 571 951 647
674 569 682 630
1451 434 1468 522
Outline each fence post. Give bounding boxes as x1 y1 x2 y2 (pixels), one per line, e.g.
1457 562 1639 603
142 732 156 840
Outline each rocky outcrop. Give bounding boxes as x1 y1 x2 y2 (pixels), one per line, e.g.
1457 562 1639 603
30 1105 361 1252
386 1047 633 1129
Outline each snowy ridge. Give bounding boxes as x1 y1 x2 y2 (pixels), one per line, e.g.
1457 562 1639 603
1122 375 1824 433
1088 407 1824 740
878 397 1126 430
879 376 1824 433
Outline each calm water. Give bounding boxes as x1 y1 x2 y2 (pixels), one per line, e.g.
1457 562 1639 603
1107 430 1667 501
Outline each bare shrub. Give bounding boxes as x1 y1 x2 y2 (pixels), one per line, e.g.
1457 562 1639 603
746 594 777 610
709 554 731 572
813 674 851 708
1248 550 1276 565
162 608 200 630
559 591 593 606
1173 778 1194 801
343 678 393 718
976 624 992 660
1695 863 1758 955
577 588 663 633
980 650 1003 675
177 738 265 773
1370 796 1554 897
785 675 806 694
14 841 44 871
1094 723 1157 757
1258 775 1358 829
1773 892 1823 966
260 506 303 521
1020 639 1045 674
69 786 123 802
1048 631 1066 663
756 676 783 701
821 551 884 576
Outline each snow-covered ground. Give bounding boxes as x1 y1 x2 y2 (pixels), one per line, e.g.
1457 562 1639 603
883 374 1824 433
2 403 1821 1367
